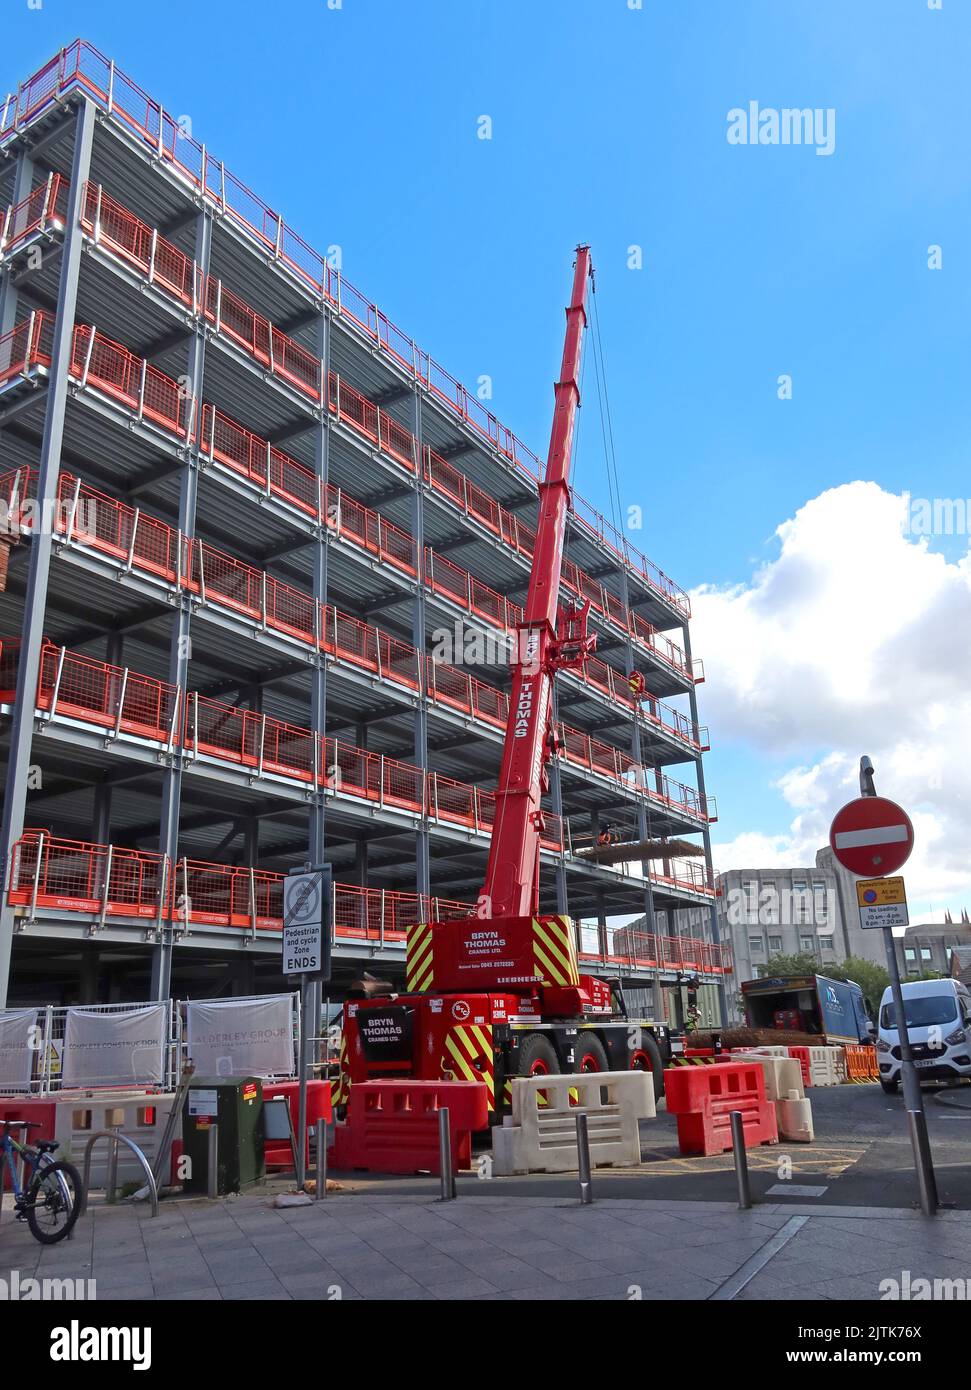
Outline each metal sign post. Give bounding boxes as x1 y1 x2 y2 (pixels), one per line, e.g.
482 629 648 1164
282 864 332 1188
834 757 937 1215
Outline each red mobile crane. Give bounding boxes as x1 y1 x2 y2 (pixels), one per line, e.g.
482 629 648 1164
338 248 673 1119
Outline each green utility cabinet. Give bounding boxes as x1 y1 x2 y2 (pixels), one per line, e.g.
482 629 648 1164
181 1076 265 1194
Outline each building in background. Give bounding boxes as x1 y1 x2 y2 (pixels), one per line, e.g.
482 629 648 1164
0 42 727 1009
895 918 971 979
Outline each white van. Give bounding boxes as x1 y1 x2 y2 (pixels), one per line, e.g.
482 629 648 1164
876 978 971 1093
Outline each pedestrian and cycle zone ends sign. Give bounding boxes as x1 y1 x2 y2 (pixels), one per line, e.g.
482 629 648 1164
856 876 909 930
282 871 325 973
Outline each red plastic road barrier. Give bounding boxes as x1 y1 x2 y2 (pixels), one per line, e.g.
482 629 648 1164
0 1099 57 1190
663 1061 778 1157
261 1079 332 1170
786 1047 813 1089
328 1080 488 1176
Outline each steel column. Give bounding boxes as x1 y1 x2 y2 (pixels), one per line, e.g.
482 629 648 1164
309 305 330 864
617 567 659 946
681 620 726 1023
150 205 214 1001
0 147 35 335
410 390 430 898
0 100 96 1007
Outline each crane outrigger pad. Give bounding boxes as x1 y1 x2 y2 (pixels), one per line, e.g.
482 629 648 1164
406 914 580 994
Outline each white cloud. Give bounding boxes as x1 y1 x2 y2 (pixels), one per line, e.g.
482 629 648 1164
695 482 971 916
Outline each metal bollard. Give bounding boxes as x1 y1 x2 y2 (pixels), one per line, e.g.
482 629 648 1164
206 1122 219 1199
438 1106 455 1201
315 1118 327 1200
730 1110 751 1209
907 1110 938 1216
576 1112 593 1205
105 1133 119 1205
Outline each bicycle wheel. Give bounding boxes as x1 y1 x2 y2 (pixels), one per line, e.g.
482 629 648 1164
25 1160 82 1244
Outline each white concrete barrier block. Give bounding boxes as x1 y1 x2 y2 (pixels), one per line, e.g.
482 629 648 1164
496 1070 654 1175
776 1092 814 1142
735 1054 805 1102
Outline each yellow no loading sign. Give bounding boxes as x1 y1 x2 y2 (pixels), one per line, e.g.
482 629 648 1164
856 876 909 929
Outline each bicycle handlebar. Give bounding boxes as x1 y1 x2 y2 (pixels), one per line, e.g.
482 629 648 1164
1 1119 40 1130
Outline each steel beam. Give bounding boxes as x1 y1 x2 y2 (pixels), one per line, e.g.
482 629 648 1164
0 100 96 1007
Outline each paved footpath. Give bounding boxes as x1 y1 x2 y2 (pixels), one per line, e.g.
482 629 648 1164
3 1191 971 1300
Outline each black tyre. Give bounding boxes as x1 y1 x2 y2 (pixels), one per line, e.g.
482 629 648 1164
630 1031 665 1101
576 1034 609 1073
517 1032 561 1078
26 1160 82 1244
880 1076 900 1095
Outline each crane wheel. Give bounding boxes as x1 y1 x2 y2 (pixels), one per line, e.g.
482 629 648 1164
577 1035 609 1073
630 1033 665 1101
518 1033 561 1078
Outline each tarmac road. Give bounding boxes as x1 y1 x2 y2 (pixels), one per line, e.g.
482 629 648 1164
331 1081 971 1212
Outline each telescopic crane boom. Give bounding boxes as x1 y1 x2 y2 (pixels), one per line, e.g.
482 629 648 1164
479 245 595 920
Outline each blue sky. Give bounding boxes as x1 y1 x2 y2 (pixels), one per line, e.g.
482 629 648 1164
5 0 969 899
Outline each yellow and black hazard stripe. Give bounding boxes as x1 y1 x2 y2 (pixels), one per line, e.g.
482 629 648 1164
669 1055 723 1067
406 921 434 993
442 1023 495 1110
502 1074 553 1110
329 1033 349 1107
532 914 580 987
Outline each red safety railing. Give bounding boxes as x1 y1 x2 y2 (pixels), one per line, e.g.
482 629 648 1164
585 926 731 975
20 642 572 842
0 312 53 386
2 461 709 773
5 831 473 940
6 831 724 965
72 179 692 645
0 173 68 255
2 461 710 762
0 37 689 613
6 641 719 860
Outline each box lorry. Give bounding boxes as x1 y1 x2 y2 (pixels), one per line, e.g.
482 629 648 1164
741 974 872 1045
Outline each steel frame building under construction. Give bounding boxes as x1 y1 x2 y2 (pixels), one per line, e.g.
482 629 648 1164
0 41 728 1015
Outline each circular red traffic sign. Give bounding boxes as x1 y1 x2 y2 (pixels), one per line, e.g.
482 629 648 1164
829 796 914 877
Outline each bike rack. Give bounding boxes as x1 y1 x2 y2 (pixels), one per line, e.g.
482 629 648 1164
79 1131 159 1218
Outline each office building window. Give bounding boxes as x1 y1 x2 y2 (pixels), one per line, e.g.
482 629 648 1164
749 936 765 955
768 935 783 953
799 934 815 953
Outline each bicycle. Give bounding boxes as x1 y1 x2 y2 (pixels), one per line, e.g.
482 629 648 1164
0 1119 82 1244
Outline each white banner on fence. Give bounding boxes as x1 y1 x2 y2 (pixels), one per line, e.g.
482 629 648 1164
185 995 295 1077
62 1005 167 1087
0 1009 38 1092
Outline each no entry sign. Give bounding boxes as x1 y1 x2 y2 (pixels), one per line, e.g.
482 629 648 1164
829 796 914 877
